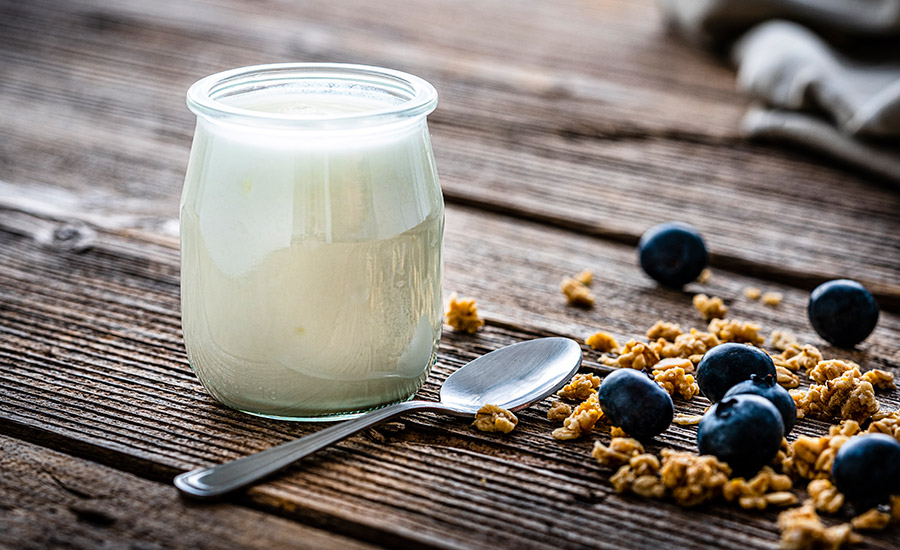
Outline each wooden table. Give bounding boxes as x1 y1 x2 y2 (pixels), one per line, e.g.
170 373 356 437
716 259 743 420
2 0 899 548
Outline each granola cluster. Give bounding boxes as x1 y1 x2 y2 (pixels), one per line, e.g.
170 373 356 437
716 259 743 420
792 363 879 423
673 413 703 426
744 286 762 300
782 421 860 480
721 467 797 510
546 401 572 422
445 293 485 333
696 268 712 284
775 366 801 389
574 269 593 286
777 501 860 550
658 449 733 507
646 320 683 341
807 479 844 514
557 373 601 401
850 508 892 531
549 281 899 545
561 273 594 307
610 453 666 499
692 293 727 320
473 404 517 433
652 363 699 400
552 393 602 440
867 410 900 441
863 369 896 391
592 437 644 469
602 339 660 370
708 318 765 346
650 328 719 361
770 330 798 352
585 331 620 353
772 344 823 373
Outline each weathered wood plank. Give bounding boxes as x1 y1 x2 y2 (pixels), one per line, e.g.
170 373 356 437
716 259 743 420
0 434 384 550
1 199 898 549
1 0 898 308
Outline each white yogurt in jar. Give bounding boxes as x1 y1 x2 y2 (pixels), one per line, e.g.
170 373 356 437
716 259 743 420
180 73 443 419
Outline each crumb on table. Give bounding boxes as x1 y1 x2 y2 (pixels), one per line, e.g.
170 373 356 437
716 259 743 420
673 413 703 426
782 421 860 479
473 404 517 433
770 330 798 352
868 410 900 440
762 292 783 306
771 344 822 373
547 401 572 422
721 467 795 510
807 479 844 514
557 373 601 401
693 293 728 320
602 339 660 370
775 366 800 389
792 363 879 423
552 393 602 440
585 331 620 353
561 277 595 308
777 500 860 550
592 437 644 468
696 268 711 284
646 320 683 341
708 318 764 346
445 292 485 333
574 269 593 286
651 329 720 360
744 287 762 300
652 366 699 400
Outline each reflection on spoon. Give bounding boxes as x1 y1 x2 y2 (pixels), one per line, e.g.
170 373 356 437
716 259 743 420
175 337 582 499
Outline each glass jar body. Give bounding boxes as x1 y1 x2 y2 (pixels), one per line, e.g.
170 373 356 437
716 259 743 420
179 64 443 420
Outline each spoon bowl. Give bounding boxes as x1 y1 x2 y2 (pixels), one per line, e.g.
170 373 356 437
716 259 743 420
175 337 582 499
440 337 582 413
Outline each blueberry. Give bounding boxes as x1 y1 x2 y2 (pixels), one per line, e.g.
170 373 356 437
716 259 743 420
597 368 673 441
832 433 900 510
638 222 708 288
723 373 796 435
696 343 776 402
808 279 879 348
697 394 784 478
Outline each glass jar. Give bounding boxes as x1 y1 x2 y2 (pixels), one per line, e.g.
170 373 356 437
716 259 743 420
180 63 443 421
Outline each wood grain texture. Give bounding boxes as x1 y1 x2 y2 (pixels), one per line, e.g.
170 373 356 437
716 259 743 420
1 198 898 550
2 0 900 548
1 0 898 308
0 434 383 550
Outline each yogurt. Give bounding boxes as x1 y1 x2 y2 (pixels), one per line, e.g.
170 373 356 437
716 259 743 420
180 69 443 419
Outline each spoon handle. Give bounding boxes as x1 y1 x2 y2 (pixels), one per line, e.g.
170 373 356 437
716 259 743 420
175 400 449 499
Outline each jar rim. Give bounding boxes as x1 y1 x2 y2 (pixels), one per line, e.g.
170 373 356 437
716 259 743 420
186 63 438 129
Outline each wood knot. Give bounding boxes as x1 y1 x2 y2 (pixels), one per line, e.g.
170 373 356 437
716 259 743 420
38 222 96 253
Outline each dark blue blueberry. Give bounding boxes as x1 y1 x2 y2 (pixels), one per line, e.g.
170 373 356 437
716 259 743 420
637 222 708 288
832 433 900 510
808 279 879 348
597 368 673 441
697 394 784 478
723 373 796 435
696 343 776 403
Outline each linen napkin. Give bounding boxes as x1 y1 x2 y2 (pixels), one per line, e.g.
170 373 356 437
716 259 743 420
660 0 900 184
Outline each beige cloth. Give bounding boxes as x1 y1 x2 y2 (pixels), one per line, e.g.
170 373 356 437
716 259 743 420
660 0 900 184
660 0 900 45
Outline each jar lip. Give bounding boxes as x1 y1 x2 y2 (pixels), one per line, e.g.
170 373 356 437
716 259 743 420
186 63 438 129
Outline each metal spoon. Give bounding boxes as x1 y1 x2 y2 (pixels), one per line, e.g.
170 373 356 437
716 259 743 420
175 337 582 499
